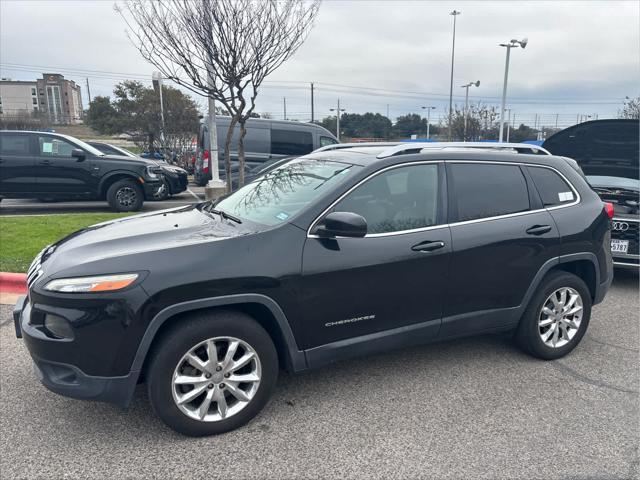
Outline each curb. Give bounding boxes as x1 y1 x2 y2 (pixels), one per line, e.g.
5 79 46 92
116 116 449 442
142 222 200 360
0 272 27 294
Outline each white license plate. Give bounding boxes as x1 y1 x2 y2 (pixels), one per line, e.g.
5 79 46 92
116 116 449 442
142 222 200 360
611 239 629 254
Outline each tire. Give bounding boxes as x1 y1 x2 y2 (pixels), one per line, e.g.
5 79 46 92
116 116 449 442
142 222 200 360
106 179 144 212
515 270 592 360
147 310 278 436
151 178 170 201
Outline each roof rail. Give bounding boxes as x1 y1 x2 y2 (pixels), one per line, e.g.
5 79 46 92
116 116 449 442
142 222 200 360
376 142 551 159
313 142 402 153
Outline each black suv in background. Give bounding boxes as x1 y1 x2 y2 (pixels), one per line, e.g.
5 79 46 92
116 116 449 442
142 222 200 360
14 142 613 436
0 131 165 211
87 141 189 201
543 119 639 268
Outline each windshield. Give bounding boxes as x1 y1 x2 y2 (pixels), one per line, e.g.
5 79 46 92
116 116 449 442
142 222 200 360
215 158 357 226
587 175 640 191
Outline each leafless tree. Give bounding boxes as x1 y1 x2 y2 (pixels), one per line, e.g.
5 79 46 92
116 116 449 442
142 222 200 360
619 96 640 119
117 0 321 191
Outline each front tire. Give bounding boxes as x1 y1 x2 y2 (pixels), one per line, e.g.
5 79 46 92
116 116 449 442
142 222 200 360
147 310 278 436
106 179 144 212
515 271 592 360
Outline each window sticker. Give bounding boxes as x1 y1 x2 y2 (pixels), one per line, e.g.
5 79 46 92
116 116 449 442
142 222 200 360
42 142 53 153
275 212 290 221
558 191 573 202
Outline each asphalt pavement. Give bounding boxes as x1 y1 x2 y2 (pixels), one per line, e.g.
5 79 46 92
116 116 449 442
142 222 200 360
0 186 205 216
0 271 638 479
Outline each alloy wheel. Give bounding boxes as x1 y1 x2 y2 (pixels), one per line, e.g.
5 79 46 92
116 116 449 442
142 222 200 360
171 337 262 422
116 186 137 207
538 287 583 348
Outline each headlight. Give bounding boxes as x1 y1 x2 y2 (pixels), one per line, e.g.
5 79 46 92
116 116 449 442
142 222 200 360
145 166 162 179
44 273 139 293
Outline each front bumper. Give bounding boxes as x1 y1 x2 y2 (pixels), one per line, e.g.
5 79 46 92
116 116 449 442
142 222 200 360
163 171 189 194
612 216 639 268
142 179 163 199
13 295 138 408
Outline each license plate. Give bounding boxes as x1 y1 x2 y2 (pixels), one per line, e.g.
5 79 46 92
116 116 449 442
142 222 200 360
611 239 629 254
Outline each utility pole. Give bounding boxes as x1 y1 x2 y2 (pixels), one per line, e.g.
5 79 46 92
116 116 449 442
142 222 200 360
85 78 91 103
310 83 314 123
152 72 166 146
422 106 436 140
330 99 345 141
448 10 461 141
555 114 559 129
283 97 287 121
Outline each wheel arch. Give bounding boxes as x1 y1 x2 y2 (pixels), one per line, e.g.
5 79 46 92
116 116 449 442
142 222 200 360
133 294 307 383
99 172 143 198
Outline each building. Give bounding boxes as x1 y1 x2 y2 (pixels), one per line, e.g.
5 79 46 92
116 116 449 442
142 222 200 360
0 73 83 124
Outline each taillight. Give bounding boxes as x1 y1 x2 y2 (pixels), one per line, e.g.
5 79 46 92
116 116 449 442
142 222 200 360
604 202 614 219
203 150 210 173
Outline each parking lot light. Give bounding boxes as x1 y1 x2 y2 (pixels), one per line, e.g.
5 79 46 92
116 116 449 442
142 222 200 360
461 80 480 141
498 38 527 142
421 106 436 139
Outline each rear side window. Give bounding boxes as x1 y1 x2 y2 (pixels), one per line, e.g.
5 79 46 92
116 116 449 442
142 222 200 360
449 163 530 221
271 129 313 156
0 134 30 155
320 136 338 147
528 166 575 206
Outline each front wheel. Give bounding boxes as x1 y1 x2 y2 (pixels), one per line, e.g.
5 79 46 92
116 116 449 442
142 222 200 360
147 311 278 436
515 271 592 360
106 179 144 212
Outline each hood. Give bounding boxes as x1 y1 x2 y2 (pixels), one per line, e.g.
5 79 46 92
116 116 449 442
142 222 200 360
543 119 639 180
101 154 163 168
40 205 255 276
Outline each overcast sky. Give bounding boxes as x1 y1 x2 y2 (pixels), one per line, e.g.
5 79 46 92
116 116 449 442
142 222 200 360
1 0 638 128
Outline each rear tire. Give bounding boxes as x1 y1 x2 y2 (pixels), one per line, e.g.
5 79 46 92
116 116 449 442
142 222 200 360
515 270 591 360
106 179 144 212
147 310 278 436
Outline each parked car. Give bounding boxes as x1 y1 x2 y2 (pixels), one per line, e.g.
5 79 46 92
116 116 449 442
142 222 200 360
14 142 612 436
543 119 639 268
195 116 338 186
0 131 164 211
87 141 189 201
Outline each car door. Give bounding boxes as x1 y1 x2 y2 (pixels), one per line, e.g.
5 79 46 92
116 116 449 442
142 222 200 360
442 161 561 337
299 162 451 355
35 135 96 195
0 132 36 194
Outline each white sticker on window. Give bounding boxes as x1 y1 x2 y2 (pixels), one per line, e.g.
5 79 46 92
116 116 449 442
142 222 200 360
42 142 53 153
558 191 573 202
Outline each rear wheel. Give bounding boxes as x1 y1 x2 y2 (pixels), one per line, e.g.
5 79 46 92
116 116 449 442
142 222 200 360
147 311 278 436
515 271 591 359
106 179 144 212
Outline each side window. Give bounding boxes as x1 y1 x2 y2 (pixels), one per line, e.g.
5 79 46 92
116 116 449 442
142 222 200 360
0 134 30 155
271 129 313 156
320 136 338 147
333 164 439 234
450 163 530 222
528 166 575 206
37 137 75 157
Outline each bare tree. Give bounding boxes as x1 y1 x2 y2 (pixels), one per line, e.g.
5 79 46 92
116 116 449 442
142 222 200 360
619 96 640 119
118 0 321 191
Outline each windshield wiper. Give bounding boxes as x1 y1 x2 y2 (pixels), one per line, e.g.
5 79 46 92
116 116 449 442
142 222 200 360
203 203 242 224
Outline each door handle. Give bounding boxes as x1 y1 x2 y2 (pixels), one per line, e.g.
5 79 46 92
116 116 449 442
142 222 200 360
38 159 52 165
411 240 446 252
526 225 552 235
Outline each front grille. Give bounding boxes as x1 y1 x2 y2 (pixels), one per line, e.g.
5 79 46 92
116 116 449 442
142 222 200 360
612 218 639 255
26 246 48 289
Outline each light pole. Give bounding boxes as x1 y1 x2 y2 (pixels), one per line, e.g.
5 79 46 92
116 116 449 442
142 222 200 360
448 10 461 141
330 99 345 141
421 106 436 139
152 72 166 146
498 38 527 142
461 80 480 141
505 108 512 142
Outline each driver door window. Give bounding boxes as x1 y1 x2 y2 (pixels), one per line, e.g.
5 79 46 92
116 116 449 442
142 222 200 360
332 163 440 234
38 137 75 157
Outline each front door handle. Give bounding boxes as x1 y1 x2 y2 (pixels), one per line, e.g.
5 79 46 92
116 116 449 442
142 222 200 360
411 240 445 252
526 225 552 235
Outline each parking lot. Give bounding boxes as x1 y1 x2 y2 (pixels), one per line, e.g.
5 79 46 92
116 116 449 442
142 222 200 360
0 270 637 479
0 186 206 216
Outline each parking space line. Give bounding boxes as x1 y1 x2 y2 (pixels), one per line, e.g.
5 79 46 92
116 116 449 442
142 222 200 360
187 188 203 201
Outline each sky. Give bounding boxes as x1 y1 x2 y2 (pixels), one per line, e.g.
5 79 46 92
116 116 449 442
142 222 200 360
1 0 638 129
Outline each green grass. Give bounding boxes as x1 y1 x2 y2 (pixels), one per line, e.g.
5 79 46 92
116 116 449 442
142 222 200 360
0 213 132 273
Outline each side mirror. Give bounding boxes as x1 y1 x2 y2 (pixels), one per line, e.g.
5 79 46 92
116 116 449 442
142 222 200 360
315 212 367 238
72 149 86 161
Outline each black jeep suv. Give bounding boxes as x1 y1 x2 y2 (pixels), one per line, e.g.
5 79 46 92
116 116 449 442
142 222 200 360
0 131 164 211
14 142 613 436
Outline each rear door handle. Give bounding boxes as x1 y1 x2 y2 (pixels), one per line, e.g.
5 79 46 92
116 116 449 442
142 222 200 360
526 225 552 235
411 240 446 252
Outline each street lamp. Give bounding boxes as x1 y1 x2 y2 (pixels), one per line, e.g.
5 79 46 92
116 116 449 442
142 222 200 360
447 10 461 141
421 106 436 140
151 72 166 145
461 80 480 141
498 37 527 142
330 99 345 141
